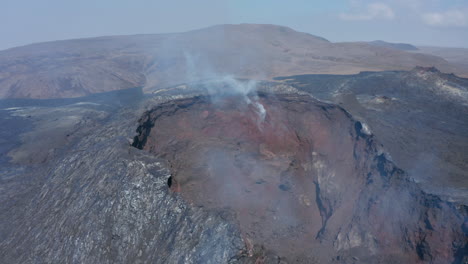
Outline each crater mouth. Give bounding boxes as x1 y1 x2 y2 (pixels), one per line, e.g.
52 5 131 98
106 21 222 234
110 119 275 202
132 92 360 259
132 91 467 263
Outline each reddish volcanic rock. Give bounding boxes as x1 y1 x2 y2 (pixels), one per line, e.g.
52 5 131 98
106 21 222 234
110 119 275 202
132 93 467 263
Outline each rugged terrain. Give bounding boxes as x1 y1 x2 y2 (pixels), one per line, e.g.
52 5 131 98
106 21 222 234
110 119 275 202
132 89 467 263
1 24 466 99
275 67 468 203
0 24 467 263
1 79 466 263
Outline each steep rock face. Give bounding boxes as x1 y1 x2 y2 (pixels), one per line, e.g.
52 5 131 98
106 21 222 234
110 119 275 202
275 67 468 203
133 92 467 263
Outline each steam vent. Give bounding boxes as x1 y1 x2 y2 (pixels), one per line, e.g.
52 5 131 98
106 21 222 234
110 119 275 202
132 89 467 263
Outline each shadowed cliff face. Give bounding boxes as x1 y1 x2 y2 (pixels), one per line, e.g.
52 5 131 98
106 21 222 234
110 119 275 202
133 92 467 263
275 67 468 204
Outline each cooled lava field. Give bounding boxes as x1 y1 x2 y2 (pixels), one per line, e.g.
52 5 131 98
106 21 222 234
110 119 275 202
0 76 467 263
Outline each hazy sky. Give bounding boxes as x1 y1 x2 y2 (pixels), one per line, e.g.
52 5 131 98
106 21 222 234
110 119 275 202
1 0 467 51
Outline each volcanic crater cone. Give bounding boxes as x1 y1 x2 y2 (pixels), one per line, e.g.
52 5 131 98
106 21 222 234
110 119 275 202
132 90 467 263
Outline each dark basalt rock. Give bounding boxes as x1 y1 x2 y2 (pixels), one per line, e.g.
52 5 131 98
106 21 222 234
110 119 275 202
0 89 248 264
275 68 468 205
0 83 466 263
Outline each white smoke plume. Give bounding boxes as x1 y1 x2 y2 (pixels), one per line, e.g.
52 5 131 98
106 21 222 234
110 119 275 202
184 52 267 123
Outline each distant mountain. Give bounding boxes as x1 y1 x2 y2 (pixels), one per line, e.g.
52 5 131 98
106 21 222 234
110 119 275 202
0 24 465 99
368 40 419 51
415 46 468 69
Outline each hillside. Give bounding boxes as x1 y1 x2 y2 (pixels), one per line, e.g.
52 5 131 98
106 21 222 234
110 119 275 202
0 24 465 99
368 40 419 51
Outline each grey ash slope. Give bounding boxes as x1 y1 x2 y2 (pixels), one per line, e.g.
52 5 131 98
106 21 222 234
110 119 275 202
0 24 465 99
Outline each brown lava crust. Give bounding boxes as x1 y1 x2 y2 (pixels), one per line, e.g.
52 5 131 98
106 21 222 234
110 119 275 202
133 93 467 263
